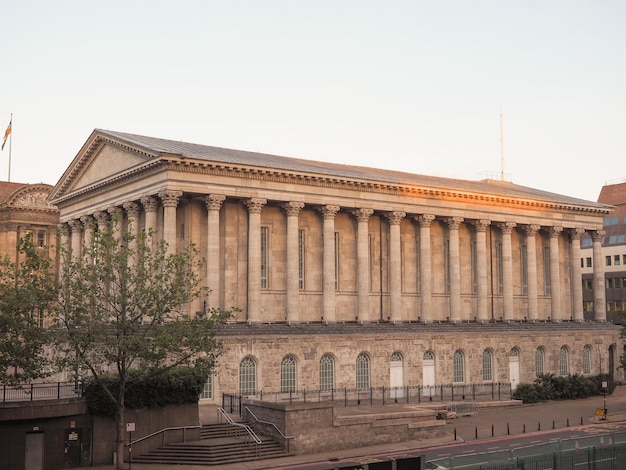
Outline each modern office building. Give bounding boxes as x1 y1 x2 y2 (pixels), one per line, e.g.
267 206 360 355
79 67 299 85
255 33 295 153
49 129 624 401
581 180 626 325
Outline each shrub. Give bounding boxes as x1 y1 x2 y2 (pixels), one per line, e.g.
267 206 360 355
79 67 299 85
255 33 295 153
84 366 209 417
513 373 602 404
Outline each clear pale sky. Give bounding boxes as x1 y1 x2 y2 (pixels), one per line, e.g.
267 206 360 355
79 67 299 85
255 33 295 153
1 1 624 202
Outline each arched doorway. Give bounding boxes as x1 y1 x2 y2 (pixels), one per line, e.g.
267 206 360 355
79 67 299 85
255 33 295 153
422 351 436 398
389 352 404 399
509 348 520 390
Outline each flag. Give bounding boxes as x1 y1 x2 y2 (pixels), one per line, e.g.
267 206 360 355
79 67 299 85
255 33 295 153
1 120 10 151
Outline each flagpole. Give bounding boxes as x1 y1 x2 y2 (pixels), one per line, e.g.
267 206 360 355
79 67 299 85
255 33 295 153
7 113 12 182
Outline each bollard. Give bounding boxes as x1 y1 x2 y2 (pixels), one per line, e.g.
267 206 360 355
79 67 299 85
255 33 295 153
507 423 510 435
523 424 526 433
454 428 457 441
475 426 478 439
491 424 494 437
567 418 570 427
538 422 541 431
552 420 555 429
580 417 583 425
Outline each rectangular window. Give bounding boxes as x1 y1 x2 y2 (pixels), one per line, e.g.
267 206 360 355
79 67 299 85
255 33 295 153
583 301 593 312
623 255 626 265
583 279 593 290
200 374 213 399
606 256 612 267
606 278 613 289
607 301 618 312
261 226 269 289
334 232 339 290
543 247 551 295
37 230 46 248
520 245 528 295
496 242 503 295
615 255 621 266
580 257 584 269
298 229 305 290
587 257 592 268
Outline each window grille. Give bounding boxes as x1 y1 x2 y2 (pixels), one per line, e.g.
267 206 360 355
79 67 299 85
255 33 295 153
356 353 370 390
482 350 493 381
239 357 257 395
320 354 335 391
280 356 297 393
453 350 464 383
583 345 592 375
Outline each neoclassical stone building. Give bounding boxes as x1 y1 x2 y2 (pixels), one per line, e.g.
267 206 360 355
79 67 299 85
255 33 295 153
49 130 623 401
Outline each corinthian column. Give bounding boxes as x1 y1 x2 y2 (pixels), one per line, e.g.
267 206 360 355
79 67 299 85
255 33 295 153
284 201 304 323
549 226 563 322
141 196 158 235
245 198 267 323
158 190 183 255
353 208 373 322
68 219 82 260
321 205 340 322
80 216 95 263
570 228 585 321
591 230 606 321
416 214 435 322
386 211 406 323
473 220 490 322
499 222 516 321
446 217 464 322
204 195 226 310
523 225 540 321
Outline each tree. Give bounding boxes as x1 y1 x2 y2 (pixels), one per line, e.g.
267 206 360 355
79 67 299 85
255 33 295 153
0 234 56 384
53 219 230 469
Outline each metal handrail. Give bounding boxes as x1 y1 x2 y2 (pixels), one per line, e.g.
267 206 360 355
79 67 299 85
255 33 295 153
245 406 294 453
127 423 202 447
217 407 262 445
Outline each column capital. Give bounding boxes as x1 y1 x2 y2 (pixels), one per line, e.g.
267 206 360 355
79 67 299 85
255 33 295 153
591 229 605 242
141 195 159 213
80 215 95 228
57 223 70 236
123 201 141 218
158 190 183 208
245 198 267 214
415 214 436 227
93 211 109 228
283 201 305 217
522 224 541 236
445 216 464 230
204 194 226 211
471 219 491 232
548 226 563 237
67 219 82 231
497 222 517 235
107 206 124 222
385 211 406 225
351 208 372 222
569 227 586 241
321 205 341 219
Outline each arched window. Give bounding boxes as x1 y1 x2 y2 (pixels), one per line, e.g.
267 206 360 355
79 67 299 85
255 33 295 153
453 350 465 383
535 347 545 377
482 349 493 381
356 353 370 390
560 346 570 376
391 352 403 362
239 357 257 395
281 355 297 393
320 354 335 391
423 351 435 361
583 345 592 375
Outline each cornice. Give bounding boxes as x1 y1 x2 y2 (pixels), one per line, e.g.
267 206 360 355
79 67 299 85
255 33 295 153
52 155 611 217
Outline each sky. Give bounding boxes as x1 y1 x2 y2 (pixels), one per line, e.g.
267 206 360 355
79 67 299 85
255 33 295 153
1 0 625 202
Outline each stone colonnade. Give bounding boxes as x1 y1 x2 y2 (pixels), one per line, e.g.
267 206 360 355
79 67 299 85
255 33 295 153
59 190 608 324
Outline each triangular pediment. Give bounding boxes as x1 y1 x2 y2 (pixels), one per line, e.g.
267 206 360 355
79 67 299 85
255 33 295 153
73 144 146 190
50 130 161 201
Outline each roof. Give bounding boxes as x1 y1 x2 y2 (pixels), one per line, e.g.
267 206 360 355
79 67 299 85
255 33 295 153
94 130 607 210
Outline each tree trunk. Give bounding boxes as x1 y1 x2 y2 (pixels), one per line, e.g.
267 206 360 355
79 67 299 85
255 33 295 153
115 404 126 470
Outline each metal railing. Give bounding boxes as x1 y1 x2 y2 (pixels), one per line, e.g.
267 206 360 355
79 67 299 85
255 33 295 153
217 407 262 447
0 381 83 404
128 423 202 448
244 406 294 453
224 382 513 413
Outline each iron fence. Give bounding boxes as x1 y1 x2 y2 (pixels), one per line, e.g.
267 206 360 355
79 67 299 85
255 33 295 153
0 381 83 404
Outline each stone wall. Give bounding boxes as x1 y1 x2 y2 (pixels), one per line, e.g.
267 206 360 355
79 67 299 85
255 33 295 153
243 399 445 455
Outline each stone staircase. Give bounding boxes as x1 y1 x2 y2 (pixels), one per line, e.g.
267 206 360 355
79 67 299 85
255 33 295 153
130 423 289 466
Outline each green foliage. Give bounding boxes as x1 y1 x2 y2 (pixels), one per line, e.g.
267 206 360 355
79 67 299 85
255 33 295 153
84 367 209 418
0 234 56 383
513 373 601 403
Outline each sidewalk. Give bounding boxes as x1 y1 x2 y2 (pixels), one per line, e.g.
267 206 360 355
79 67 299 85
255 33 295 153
84 386 626 470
